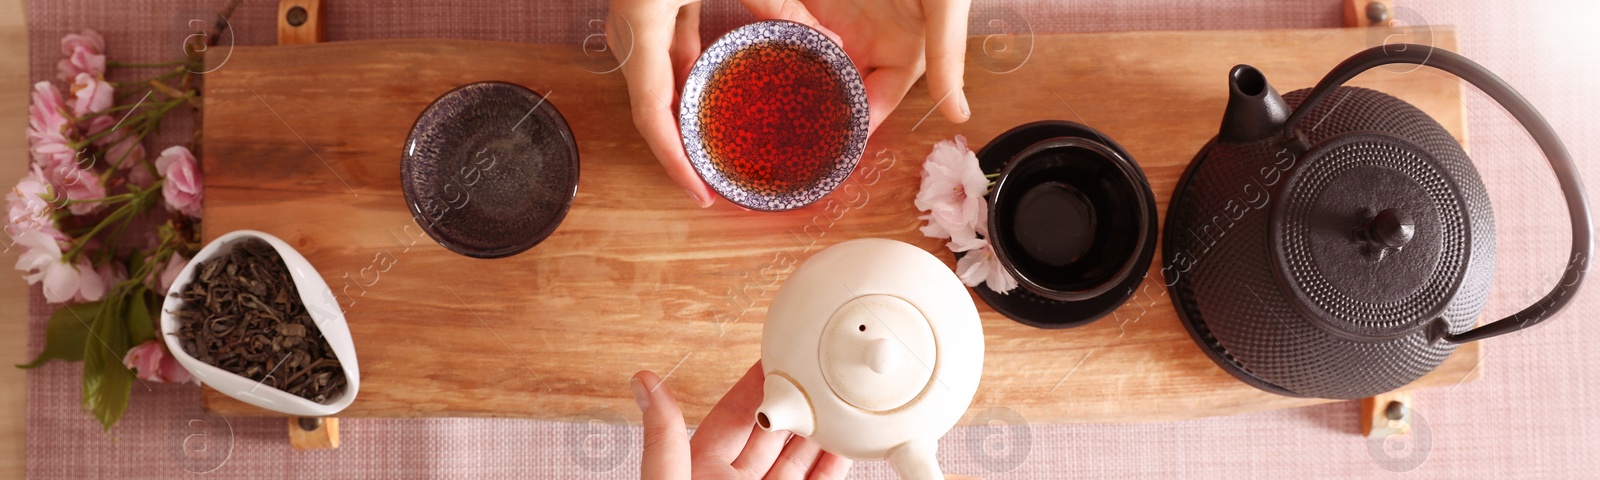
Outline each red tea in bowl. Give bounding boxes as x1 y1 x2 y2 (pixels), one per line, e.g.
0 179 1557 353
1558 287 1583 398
680 20 869 211
699 42 852 195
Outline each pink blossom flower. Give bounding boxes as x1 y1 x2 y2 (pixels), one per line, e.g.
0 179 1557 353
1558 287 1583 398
4 165 64 241
45 166 106 216
27 81 77 171
123 340 196 385
153 253 187 294
68 72 113 118
87 118 149 180
59 49 106 83
97 261 127 294
97 128 146 173
127 163 157 189
60 29 105 56
57 29 106 81
82 114 114 138
14 230 105 303
955 243 1019 294
155 146 202 218
914 135 989 252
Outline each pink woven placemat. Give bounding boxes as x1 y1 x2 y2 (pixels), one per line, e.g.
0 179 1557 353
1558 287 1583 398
25 1 1600 478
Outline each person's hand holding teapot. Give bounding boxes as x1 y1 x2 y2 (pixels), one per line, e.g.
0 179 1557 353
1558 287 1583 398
631 361 987 479
631 361 853 479
606 0 974 207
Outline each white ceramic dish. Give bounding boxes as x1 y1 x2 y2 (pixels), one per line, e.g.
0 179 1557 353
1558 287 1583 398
160 230 360 417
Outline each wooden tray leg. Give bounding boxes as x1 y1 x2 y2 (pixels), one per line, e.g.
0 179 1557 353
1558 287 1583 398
1344 0 1397 27
289 417 340 450
278 0 326 45
1361 391 1413 438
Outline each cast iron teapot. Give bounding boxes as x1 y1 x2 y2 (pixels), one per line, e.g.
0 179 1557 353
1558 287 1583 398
1164 44 1592 399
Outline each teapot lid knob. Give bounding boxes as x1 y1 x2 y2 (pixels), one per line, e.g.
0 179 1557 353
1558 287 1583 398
1366 208 1416 248
865 338 898 374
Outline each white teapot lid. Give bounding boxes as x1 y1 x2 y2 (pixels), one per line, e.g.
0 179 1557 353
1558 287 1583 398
819 294 936 411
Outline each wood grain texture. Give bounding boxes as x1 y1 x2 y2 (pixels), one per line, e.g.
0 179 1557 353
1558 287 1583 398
199 27 1481 424
0 0 30 475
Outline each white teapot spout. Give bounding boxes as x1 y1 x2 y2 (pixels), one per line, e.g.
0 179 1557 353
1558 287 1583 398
755 374 815 437
888 439 943 480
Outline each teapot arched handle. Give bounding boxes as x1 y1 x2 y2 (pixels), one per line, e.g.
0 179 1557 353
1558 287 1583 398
1283 44 1592 344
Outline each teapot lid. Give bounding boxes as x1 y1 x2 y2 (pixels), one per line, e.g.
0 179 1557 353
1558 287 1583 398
1269 132 1474 340
819 294 937 412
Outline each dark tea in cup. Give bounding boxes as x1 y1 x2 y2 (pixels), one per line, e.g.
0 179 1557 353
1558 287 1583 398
679 20 869 212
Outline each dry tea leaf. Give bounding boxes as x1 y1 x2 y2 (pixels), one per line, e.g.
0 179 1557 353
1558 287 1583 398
172 239 347 403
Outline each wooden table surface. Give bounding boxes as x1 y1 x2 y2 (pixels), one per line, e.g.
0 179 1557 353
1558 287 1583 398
1 0 33 476
198 27 1480 425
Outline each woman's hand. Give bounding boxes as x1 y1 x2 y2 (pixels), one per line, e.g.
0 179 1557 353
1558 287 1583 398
607 0 972 208
631 361 852 479
607 0 719 207
793 0 973 132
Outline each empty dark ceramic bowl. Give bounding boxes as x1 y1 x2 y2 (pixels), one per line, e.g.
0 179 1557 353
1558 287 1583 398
990 135 1151 301
960 121 1158 328
678 20 869 211
401 81 579 259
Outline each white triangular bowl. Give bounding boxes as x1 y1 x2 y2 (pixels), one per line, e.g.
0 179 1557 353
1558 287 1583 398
159 230 360 417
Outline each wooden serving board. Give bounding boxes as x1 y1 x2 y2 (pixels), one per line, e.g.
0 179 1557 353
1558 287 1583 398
199 27 1480 424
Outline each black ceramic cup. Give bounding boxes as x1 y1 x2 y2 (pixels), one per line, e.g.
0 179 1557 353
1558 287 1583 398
401 82 579 259
987 137 1153 302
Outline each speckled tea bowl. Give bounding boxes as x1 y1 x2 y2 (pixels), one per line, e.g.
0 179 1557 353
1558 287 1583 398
402 81 579 258
679 20 869 212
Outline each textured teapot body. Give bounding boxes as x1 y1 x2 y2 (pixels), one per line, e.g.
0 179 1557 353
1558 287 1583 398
757 238 984 479
1166 70 1498 399
1171 46 1592 399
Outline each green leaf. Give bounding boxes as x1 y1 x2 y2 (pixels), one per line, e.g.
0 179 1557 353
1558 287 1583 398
17 302 102 369
127 287 155 345
83 296 133 431
126 248 147 281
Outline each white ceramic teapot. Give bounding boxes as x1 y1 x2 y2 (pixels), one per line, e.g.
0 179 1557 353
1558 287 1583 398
757 238 984 479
